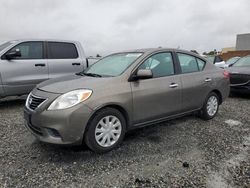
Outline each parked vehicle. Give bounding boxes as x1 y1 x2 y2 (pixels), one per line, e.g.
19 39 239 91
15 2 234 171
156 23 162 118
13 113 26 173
24 48 230 153
206 55 225 68
224 56 240 68
0 39 87 98
227 55 250 93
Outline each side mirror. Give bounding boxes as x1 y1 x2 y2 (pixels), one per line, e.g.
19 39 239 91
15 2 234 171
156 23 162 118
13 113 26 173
5 49 21 60
136 69 153 80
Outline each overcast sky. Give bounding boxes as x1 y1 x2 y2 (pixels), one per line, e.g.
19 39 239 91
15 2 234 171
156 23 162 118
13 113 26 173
0 0 250 56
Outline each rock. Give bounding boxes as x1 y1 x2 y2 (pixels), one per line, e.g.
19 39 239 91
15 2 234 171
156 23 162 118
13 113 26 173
183 162 189 168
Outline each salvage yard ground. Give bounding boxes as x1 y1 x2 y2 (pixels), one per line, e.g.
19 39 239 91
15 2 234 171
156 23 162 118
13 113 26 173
0 95 249 187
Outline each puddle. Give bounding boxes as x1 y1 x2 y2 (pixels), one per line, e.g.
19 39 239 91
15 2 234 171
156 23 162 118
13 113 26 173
226 153 246 168
206 173 229 188
207 134 250 187
224 119 242 126
224 119 246 131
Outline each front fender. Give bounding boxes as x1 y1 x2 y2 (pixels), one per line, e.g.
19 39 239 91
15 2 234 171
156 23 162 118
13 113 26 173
90 102 132 127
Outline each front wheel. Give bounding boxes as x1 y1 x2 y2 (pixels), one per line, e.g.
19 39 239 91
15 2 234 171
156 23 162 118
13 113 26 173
200 92 219 120
84 108 126 153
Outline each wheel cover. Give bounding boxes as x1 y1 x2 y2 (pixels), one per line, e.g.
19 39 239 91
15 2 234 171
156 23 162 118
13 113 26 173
95 115 122 147
206 96 218 117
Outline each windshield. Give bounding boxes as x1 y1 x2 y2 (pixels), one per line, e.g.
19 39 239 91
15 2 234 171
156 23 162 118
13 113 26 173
84 53 143 77
0 42 12 52
232 56 250 67
226 57 240 65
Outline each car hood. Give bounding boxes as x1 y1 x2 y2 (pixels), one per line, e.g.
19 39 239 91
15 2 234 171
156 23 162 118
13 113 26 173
37 75 114 94
226 67 250 75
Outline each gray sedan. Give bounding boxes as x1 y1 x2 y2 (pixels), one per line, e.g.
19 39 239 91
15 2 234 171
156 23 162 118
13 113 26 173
24 48 230 153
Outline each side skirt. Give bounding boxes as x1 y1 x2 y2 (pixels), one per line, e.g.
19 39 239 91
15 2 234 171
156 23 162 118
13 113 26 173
128 108 201 131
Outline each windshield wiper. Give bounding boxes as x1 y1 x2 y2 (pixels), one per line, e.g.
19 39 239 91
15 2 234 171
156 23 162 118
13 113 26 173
84 72 102 77
76 72 102 77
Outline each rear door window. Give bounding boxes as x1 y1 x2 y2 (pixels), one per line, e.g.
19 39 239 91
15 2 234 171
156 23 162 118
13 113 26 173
177 53 199 73
48 42 78 59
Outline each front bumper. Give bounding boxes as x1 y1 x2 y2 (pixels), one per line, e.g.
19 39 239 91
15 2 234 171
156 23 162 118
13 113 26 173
24 89 93 145
230 81 250 93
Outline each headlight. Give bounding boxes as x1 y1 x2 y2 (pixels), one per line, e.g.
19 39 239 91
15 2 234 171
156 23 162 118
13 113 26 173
48 89 92 110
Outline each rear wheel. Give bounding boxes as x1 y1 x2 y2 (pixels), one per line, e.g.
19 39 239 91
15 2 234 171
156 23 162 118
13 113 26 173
200 92 219 120
84 108 126 153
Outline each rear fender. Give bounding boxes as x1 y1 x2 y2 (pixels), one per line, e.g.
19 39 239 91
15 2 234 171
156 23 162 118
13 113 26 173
0 73 5 97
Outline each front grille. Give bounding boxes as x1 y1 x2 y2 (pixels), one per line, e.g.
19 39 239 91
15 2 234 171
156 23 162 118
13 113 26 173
28 94 46 110
230 74 250 85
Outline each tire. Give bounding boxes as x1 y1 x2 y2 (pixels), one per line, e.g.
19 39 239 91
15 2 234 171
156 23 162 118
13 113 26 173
200 92 219 120
84 107 126 153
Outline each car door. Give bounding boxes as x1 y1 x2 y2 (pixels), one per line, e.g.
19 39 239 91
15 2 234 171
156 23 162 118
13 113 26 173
176 52 210 112
47 42 84 79
0 41 48 96
131 52 182 124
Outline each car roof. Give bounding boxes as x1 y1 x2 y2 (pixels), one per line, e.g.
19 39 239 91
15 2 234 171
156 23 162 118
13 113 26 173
120 48 177 53
113 48 207 61
117 48 197 54
8 39 79 44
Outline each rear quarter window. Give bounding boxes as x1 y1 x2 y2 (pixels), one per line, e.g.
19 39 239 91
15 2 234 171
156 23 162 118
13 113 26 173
48 42 78 59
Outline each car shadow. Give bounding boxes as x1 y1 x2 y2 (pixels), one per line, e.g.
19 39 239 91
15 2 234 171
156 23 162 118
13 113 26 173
0 97 25 109
0 96 197 161
28 115 194 163
230 92 250 99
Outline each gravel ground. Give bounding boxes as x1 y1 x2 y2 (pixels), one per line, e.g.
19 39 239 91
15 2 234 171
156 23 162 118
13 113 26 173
0 95 249 188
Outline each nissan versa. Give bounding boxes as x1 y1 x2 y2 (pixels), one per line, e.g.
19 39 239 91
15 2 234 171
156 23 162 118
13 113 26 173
24 48 230 153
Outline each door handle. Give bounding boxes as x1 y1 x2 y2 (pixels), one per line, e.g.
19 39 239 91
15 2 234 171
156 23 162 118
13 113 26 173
205 78 212 82
35 63 45 67
169 83 178 88
72 63 81 66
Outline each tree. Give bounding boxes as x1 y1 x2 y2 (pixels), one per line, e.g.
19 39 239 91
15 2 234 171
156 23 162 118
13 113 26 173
208 51 216 55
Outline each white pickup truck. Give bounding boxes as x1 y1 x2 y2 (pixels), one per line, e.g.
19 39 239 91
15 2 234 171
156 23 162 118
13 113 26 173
0 39 88 98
